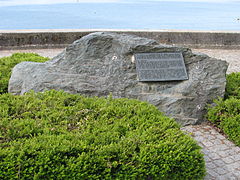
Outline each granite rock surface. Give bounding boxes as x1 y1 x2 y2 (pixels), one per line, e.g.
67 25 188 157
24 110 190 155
8 32 228 125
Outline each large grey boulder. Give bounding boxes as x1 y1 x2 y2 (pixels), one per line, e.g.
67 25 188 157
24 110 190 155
9 32 228 125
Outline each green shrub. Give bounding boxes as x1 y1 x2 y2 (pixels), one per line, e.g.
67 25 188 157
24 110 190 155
207 98 240 146
0 53 49 94
207 72 240 147
225 72 240 99
0 90 206 179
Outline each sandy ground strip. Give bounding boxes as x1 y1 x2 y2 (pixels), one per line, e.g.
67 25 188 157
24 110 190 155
1 48 240 74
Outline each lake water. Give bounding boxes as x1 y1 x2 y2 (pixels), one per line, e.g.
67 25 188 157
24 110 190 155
0 0 240 30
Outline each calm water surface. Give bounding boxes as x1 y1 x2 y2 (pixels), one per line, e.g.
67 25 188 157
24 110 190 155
0 0 240 30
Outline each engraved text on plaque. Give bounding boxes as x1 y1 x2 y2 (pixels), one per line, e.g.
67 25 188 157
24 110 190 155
135 52 188 81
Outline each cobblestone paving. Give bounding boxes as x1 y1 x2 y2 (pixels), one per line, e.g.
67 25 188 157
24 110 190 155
182 124 240 180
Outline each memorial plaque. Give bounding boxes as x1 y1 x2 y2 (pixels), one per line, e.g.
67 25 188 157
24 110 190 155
135 52 188 81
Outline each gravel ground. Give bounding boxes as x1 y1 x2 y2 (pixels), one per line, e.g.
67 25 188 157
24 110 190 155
0 48 64 59
1 48 240 74
1 47 240 179
192 49 240 74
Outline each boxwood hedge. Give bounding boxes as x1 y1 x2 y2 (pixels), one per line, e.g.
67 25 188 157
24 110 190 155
0 90 206 179
225 72 240 99
207 72 240 146
0 53 49 94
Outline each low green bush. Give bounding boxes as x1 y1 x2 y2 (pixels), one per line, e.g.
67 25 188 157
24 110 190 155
0 53 49 94
225 72 240 99
207 72 240 146
0 90 206 179
207 98 240 146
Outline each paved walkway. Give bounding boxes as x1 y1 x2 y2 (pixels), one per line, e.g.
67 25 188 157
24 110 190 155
182 124 240 180
1 48 240 179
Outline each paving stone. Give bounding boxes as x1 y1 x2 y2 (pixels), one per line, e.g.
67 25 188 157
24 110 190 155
207 169 219 177
224 149 238 156
230 162 240 171
211 139 223 145
225 162 240 174
213 144 229 151
202 149 211 155
213 159 226 167
218 174 238 180
204 174 215 180
215 167 228 175
202 140 214 147
217 150 231 158
202 131 212 136
232 154 240 161
194 136 205 142
223 140 236 147
216 134 226 140
194 131 204 136
225 164 238 171
222 157 235 164
232 169 240 177
206 162 217 169
207 136 216 141
208 152 221 160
